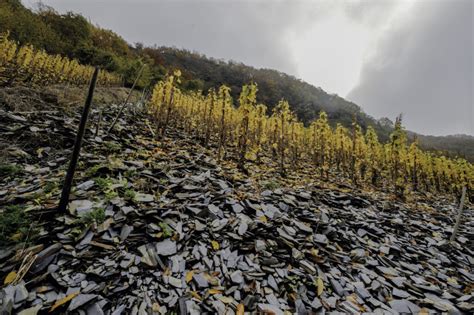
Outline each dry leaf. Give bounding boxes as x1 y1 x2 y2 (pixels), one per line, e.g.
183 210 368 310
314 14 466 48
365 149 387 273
4 271 17 285
190 291 202 301
218 296 234 304
211 240 220 250
208 289 222 294
236 303 245 315
49 292 79 312
317 277 324 296
347 294 367 312
259 215 268 223
186 270 195 283
419 308 430 315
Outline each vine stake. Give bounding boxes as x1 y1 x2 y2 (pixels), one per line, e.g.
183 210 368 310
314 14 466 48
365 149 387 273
58 68 99 213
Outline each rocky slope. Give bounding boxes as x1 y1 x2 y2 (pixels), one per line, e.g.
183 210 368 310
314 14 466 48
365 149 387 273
0 87 473 314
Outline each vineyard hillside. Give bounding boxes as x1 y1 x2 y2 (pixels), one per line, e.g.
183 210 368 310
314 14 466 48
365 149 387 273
0 83 472 314
1 0 473 161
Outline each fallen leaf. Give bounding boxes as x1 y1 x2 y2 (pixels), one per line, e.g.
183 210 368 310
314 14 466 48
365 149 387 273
219 296 234 304
49 292 79 312
186 270 195 283
4 271 17 285
211 240 220 250
190 291 202 301
419 308 430 315
317 277 324 296
447 277 458 285
11 232 23 241
347 294 366 312
236 303 245 315
259 215 268 223
152 303 160 312
208 289 222 294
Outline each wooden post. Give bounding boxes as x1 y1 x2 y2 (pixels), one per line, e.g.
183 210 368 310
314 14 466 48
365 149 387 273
107 65 145 134
58 68 99 213
450 186 467 242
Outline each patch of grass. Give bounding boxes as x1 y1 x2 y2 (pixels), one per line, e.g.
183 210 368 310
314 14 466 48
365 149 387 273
104 141 121 153
0 163 23 177
105 190 118 201
86 164 104 177
94 177 120 201
262 180 280 190
81 208 106 226
43 181 58 194
123 188 136 202
159 222 173 238
0 205 35 245
124 169 137 178
95 177 113 191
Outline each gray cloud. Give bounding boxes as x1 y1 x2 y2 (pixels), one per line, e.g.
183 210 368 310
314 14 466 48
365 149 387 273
342 0 399 26
347 0 473 136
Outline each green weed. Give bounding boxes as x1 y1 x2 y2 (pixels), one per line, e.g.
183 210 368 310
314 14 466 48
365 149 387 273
0 163 23 177
0 205 35 245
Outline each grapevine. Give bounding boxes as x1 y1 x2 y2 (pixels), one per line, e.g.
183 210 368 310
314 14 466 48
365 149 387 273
146 73 473 198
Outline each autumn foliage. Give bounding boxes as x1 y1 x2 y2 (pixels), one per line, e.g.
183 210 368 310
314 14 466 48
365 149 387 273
0 33 120 87
149 72 473 198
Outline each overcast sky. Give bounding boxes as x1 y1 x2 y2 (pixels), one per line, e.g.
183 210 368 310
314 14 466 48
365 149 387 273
24 0 473 136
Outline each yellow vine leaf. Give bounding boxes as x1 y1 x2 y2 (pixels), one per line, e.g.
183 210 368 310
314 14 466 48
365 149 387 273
419 308 430 315
211 240 220 250
49 292 79 312
347 294 366 312
259 215 268 223
4 271 17 285
236 303 245 315
186 270 195 283
317 277 324 296
208 289 222 295
190 291 202 301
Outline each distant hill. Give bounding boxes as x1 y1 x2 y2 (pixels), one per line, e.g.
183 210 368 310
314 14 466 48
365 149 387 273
413 133 474 162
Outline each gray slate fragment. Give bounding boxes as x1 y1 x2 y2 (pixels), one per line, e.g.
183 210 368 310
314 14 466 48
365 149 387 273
192 273 209 288
156 239 177 256
258 303 284 315
389 299 421 313
14 284 29 304
314 234 328 244
231 270 244 284
68 294 97 311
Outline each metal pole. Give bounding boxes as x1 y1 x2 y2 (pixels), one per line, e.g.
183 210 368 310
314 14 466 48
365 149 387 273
58 68 99 213
450 186 467 242
107 65 145 134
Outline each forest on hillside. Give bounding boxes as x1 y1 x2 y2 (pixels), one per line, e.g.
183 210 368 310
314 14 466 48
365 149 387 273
1 0 473 161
